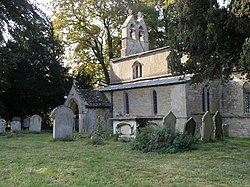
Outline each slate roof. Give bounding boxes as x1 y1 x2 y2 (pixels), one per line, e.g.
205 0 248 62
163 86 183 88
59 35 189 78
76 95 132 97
98 75 191 92
77 89 110 108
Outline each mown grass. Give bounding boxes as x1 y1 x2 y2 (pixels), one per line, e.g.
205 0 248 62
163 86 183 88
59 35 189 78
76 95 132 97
0 132 249 187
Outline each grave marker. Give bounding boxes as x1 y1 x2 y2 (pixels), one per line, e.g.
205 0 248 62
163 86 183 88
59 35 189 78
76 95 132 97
29 115 42 132
23 117 30 129
183 117 196 136
162 111 176 131
51 105 74 140
0 119 6 134
201 111 214 141
213 111 223 140
11 121 21 132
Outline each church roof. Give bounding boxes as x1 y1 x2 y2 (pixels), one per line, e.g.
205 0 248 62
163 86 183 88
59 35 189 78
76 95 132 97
98 75 191 92
77 89 110 108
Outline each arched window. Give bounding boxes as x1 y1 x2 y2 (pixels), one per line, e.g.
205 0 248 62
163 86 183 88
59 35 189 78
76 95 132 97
153 90 158 115
202 85 210 112
129 24 136 40
132 62 142 79
139 26 144 41
124 92 129 115
243 82 250 114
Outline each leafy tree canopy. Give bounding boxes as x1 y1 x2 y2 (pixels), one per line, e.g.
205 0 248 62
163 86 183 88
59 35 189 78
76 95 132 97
52 0 167 86
0 0 72 123
167 0 250 82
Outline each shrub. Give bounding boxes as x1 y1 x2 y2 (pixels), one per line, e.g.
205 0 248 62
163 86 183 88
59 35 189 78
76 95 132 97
130 126 196 154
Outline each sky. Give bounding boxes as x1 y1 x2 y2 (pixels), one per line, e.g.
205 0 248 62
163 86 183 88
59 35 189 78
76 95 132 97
32 0 230 18
31 0 52 16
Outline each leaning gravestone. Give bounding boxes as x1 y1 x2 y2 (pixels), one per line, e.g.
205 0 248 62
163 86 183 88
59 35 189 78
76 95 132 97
201 111 214 141
51 105 74 140
162 111 176 131
10 121 21 132
23 117 30 129
0 119 6 134
213 111 223 140
183 117 196 136
29 115 42 132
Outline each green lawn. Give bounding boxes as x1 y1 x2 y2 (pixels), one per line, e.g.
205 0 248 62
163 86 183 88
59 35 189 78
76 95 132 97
0 132 249 187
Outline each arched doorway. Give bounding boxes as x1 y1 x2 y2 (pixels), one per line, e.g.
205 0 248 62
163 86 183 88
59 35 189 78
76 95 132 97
68 99 79 131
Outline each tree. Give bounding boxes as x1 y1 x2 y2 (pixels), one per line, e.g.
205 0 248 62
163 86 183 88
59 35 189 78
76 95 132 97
167 0 250 82
231 0 250 19
52 0 167 86
0 0 47 113
0 0 71 122
0 0 46 43
230 0 250 79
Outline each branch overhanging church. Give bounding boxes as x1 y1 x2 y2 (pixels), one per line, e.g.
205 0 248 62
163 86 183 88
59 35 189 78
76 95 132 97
64 14 250 137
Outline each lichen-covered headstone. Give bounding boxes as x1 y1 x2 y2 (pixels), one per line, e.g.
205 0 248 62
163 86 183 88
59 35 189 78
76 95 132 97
23 117 30 129
0 119 6 134
183 117 196 136
11 121 21 132
162 111 176 131
201 111 214 141
51 105 74 140
29 115 42 132
223 124 229 137
213 111 223 140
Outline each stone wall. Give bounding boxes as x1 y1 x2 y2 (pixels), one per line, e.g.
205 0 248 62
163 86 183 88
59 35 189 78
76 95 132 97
220 76 250 137
108 83 188 131
110 48 170 84
186 77 250 137
104 77 250 137
186 81 221 131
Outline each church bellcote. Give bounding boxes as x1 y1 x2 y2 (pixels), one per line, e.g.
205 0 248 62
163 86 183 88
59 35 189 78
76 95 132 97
121 12 149 57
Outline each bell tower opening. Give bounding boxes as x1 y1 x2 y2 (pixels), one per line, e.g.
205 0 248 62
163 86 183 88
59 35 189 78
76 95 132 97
121 13 149 57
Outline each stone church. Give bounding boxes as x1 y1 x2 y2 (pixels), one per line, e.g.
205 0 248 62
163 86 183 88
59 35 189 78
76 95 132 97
65 14 250 137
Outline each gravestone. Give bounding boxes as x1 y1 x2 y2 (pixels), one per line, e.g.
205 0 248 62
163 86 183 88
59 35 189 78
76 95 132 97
162 111 176 131
10 121 21 132
51 105 74 140
23 118 30 129
223 124 229 137
29 115 42 132
201 111 214 141
0 119 6 134
213 111 223 140
183 117 196 136
12 117 21 122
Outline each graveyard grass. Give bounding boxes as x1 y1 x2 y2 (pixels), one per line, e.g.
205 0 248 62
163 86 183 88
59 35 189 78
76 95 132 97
0 132 250 187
